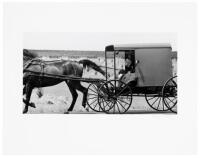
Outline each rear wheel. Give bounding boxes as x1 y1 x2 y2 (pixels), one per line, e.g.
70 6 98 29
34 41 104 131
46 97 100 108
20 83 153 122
162 76 177 113
145 93 169 111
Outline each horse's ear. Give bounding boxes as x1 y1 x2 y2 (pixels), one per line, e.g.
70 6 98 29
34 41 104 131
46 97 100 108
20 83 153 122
23 49 37 58
23 49 28 53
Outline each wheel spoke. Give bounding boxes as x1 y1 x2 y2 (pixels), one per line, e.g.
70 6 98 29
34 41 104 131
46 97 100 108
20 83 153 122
150 97 160 106
165 99 171 109
91 85 98 90
162 99 165 110
171 97 177 102
165 97 176 108
98 98 103 111
88 96 97 100
105 101 111 109
157 97 161 110
88 93 98 96
106 100 114 111
100 99 104 110
113 103 116 114
166 97 175 104
89 98 97 106
117 97 130 106
100 99 109 111
116 100 127 111
93 102 98 109
117 86 127 96
104 101 112 112
116 102 122 113
147 96 157 101
89 88 98 94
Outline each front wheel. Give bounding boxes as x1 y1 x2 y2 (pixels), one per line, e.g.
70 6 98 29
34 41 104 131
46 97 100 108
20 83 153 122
86 83 103 112
98 80 133 114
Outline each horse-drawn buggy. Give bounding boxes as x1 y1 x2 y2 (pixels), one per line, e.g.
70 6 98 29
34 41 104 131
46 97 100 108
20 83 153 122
23 44 177 114
86 44 177 114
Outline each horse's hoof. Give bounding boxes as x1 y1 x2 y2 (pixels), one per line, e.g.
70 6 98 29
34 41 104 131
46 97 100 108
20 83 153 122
29 102 36 108
85 107 90 112
64 111 69 114
67 108 73 112
23 107 28 114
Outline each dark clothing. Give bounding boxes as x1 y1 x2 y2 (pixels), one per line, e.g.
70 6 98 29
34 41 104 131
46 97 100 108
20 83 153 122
125 65 134 73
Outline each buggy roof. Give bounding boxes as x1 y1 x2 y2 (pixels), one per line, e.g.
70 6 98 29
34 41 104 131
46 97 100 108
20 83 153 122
105 44 172 51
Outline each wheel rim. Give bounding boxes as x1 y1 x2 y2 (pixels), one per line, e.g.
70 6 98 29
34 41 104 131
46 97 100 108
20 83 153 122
87 83 102 112
98 80 132 114
145 93 169 111
162 76 177 113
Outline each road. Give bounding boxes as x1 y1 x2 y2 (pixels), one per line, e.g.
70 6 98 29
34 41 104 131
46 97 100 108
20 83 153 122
25 82 176 114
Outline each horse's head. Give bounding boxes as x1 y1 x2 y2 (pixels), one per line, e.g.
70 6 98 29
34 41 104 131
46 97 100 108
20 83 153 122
23 49 38 63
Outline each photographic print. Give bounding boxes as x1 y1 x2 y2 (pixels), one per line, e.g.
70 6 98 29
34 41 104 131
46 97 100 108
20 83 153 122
4 2 197 155
23 33 177 114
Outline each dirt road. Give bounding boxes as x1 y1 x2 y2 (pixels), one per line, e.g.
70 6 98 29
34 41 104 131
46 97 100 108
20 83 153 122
25 82 176 114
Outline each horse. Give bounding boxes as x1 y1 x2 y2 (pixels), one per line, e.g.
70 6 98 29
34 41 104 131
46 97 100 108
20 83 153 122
23 49 107 114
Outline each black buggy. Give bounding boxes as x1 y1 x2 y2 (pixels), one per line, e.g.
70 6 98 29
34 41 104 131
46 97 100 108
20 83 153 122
86 44 177 114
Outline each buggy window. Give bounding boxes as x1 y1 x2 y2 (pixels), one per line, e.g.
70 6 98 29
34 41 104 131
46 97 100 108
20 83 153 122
125 50 135 73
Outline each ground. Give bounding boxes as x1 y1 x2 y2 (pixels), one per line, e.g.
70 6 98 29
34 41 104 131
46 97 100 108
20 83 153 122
24 82 176 114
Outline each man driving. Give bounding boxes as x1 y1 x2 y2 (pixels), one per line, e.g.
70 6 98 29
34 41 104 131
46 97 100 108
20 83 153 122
118 51 139 87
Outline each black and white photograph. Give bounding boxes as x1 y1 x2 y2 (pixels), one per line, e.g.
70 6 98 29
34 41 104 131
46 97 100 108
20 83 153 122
2 2 198 155
23 33 177 114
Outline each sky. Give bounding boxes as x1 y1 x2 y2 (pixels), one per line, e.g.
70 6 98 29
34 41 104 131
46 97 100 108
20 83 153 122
24 32 177 51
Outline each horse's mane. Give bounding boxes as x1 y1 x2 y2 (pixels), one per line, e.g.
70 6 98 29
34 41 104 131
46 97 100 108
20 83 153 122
23 49 38 59
79 59 105 76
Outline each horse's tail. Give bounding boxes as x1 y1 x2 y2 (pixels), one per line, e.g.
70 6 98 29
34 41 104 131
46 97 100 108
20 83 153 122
79 59 106 76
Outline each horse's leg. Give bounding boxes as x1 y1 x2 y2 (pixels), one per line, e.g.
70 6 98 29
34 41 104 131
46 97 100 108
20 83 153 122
65 81 78 113
23 83 34 113
23 86 26 95
75 81 88 110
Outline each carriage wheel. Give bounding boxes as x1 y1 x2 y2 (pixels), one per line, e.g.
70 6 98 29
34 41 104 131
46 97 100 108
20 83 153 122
162 76 177 113
145 93 169 111
98 80 133 114
86 83 103 112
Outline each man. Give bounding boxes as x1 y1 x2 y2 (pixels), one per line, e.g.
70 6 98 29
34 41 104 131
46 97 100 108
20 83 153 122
125 54 134 73
118 59 139 87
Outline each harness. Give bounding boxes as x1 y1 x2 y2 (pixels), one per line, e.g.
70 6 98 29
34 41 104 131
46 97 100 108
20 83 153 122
71 64 77 76
23 59 63 86
23 58 41 72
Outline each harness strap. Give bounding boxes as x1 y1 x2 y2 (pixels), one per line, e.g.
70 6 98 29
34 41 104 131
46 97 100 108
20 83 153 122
72 64 77 76
24 58 46 87
23 58 42 72
38 61 45 88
